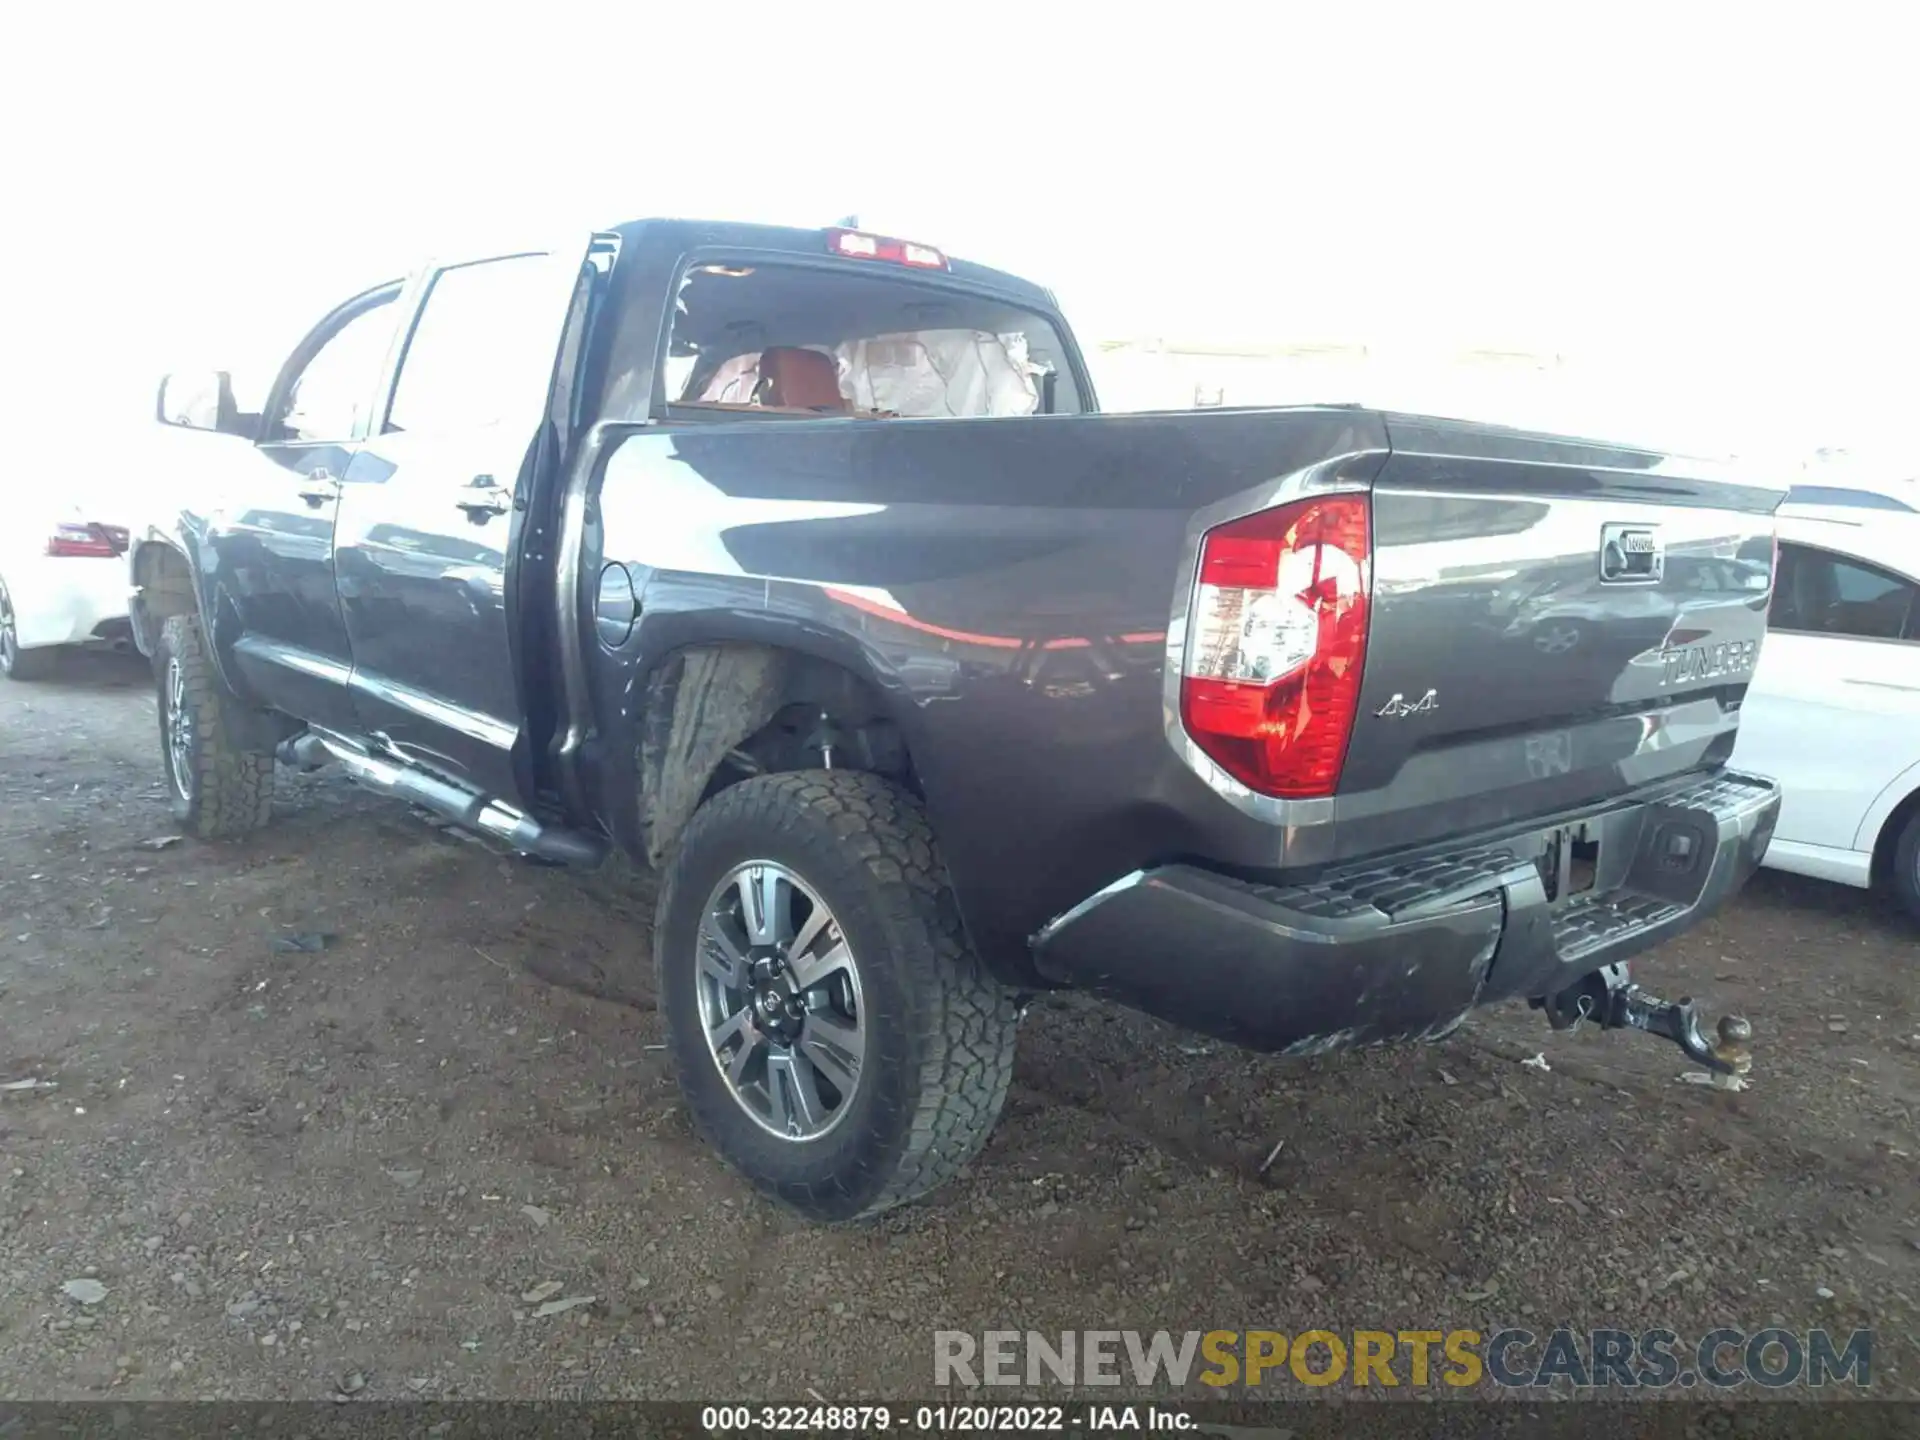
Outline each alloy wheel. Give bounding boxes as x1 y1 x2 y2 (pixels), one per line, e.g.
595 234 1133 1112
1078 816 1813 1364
164 656 195 799
695 860 866 1141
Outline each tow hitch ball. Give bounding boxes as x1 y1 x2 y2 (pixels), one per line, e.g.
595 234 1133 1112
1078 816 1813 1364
1535 962 1753 1086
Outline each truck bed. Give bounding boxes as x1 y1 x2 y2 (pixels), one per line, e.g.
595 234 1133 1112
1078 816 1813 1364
586 404 1781 975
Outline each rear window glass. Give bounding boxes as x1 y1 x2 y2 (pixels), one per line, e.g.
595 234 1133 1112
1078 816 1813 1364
661 261 1083 421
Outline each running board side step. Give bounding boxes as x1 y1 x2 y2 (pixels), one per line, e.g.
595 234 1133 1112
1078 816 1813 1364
278 730 607 868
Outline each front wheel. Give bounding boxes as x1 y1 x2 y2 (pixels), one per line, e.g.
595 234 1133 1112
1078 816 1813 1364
155 613 275 838
655 771 1017 1222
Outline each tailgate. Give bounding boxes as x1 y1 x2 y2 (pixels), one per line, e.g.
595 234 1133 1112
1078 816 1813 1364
1335 415 1782 855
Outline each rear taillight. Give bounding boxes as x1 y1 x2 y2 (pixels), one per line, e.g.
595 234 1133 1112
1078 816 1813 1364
47 522 122 559
1179 494 1372 798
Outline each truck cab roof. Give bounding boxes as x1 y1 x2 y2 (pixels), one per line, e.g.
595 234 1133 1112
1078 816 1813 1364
595 217 1064 313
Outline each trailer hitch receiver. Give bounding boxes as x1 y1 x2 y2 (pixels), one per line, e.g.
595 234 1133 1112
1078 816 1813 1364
1537 962 1753 1086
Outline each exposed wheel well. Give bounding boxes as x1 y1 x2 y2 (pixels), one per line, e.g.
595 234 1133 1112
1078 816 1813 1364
131 543 197 658
635 642 915 867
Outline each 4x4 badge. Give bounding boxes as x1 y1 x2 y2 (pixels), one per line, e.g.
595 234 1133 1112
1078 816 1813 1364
1375 688 1438 719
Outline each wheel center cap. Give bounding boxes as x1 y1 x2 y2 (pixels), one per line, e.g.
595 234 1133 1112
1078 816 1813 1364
753 980 803 1039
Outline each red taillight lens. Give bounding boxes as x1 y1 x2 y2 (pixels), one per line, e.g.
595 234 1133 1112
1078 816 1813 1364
47 522 122 559
1179 494 1372 798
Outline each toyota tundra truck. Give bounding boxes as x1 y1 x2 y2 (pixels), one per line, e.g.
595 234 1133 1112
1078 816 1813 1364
134 218 1783 1221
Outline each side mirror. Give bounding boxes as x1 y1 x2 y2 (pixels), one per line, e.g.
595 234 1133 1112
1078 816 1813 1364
156 371 240 433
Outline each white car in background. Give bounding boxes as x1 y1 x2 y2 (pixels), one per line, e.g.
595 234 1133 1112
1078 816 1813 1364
1733 484 1920 917
0 489 136 680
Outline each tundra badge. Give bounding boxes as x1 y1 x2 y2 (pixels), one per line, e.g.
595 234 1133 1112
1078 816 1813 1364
1660 637 1759 687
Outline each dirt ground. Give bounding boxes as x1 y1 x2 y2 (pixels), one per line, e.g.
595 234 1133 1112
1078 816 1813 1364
3 651 1918 1405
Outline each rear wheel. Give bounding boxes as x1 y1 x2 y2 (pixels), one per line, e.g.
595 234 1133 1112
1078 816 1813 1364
1889 810 1920 925
0 581 57 681
655 771 1017 1222
155 613 275 838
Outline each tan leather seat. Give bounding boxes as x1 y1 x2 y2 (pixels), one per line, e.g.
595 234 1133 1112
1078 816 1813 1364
756 347 848 412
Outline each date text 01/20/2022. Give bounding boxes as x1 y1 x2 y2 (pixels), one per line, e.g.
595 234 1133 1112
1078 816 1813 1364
700 1405 1190 1432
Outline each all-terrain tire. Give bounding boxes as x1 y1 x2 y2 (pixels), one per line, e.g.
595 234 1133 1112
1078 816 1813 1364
155 613 275 838
655 770 1017 1222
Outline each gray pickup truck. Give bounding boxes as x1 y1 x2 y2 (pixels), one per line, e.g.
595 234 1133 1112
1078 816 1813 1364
136 219 1782 1221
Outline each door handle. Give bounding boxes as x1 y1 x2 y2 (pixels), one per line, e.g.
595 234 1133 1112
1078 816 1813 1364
455 474 512 520
296 469 339 507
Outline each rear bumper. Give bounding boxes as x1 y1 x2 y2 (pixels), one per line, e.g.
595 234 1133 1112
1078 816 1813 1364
1030 768 1780 1054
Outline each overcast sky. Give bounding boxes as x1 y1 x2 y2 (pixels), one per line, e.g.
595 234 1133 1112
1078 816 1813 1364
3 2 1912 467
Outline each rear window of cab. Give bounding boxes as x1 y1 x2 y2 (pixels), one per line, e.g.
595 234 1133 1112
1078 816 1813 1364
658 258 1084 422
